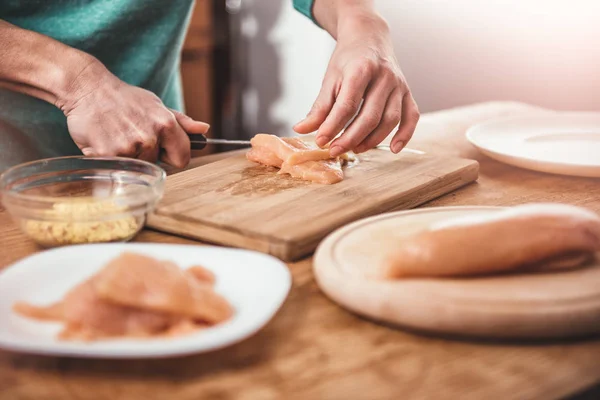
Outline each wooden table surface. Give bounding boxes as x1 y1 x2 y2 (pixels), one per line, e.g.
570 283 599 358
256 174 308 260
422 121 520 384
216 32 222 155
1 102 600 400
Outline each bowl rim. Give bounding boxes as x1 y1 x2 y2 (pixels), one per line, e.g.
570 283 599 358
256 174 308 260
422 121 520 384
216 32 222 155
0 155 167 205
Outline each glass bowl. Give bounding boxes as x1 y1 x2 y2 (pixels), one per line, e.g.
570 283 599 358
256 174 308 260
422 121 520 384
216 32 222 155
0 156 166 248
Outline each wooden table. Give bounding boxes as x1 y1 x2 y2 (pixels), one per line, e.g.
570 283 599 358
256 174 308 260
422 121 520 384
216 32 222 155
1 102 599 400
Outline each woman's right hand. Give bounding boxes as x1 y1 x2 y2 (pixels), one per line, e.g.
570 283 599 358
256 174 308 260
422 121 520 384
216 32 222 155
59 60 208 168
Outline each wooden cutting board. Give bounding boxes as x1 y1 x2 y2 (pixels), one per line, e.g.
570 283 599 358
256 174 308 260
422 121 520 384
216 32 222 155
313 206 600 339
146 149 479 261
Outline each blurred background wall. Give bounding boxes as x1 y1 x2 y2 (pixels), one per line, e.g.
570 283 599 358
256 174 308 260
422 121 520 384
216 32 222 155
182 0 600 147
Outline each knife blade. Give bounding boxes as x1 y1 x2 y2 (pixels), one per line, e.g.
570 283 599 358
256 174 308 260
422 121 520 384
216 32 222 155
188 133 425 155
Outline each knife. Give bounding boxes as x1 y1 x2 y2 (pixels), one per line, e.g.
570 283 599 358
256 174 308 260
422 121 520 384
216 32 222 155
188 133 251 150
188 133 425 154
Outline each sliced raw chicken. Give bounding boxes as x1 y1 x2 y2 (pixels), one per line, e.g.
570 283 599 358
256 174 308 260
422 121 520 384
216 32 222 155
247 134 332 166
92 252 233 324
13 301 63 321
14 279 176 340
186 265 216 286
279 159 344 185
246 133 352 184
13 252 233 342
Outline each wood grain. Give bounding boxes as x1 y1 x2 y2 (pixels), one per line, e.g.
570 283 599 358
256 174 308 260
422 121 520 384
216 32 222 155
147 150 479 261
1 102 600 400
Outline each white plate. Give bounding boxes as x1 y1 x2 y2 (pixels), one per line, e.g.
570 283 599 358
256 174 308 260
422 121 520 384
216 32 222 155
0 243 291 358
466 112 600 177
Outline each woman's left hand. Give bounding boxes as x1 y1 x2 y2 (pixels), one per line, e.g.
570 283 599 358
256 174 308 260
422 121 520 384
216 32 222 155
293 14 419 157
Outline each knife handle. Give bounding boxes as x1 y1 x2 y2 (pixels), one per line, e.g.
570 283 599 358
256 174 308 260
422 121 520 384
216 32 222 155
187 133 208 150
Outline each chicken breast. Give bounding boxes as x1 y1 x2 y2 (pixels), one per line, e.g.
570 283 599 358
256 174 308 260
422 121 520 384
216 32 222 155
246 133 349 184
14 279 176 341
13 252 232 342
279 159 344 185
92 252 234 324
186 265 216 286
375 203 600 279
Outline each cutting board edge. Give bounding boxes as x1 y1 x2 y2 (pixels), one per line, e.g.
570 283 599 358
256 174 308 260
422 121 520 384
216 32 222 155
147 158 480 262
145 212 284 255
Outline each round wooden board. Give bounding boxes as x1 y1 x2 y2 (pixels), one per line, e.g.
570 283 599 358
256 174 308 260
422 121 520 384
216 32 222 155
313 206 600 340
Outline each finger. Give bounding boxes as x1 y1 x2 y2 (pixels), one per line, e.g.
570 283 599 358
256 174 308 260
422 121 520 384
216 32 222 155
293 78 337 135
315 63 374 147
109 132 152 159
354 87 404 154
81 147 97 157
389 92 420 154
170 109 210 134
127 128 160 163
158 113 191 168
328 75 397 157
137 144 160 164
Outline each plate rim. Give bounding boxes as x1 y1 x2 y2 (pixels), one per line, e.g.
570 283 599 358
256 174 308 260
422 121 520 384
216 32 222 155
465 112 600 174
0 242 292 359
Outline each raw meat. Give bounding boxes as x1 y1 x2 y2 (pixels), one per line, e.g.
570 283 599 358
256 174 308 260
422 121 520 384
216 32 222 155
246 133 354 184
13 252 233 341
14 279 176 340
92 253 233 324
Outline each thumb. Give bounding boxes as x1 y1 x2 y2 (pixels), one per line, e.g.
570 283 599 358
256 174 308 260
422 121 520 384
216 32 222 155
170 109 210 134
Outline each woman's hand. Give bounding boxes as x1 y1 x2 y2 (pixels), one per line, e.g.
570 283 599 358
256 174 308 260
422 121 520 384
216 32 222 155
294 13 419 157
60 61 209 168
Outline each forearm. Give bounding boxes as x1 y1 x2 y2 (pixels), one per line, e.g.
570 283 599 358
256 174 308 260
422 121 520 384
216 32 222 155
0 19 105 111
312 0 388 40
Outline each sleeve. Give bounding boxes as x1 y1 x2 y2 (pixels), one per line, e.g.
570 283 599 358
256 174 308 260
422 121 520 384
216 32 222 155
292 0 318 25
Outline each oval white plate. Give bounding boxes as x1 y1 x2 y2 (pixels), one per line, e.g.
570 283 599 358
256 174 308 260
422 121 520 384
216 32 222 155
0 243 291 358
466 112 600 177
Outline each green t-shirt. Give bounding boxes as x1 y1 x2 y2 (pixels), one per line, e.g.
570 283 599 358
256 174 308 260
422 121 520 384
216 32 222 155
293 0 317 23
0 0 316 171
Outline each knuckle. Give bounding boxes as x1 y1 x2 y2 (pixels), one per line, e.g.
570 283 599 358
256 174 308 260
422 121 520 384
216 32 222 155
139 134 158 151
339 99 361 116
385 109 403 124
118 141 139 156
362 112 382 130
310 101 327 115
381 65 397 81
358 58 378 76
157 114 178 132
408 108 421 123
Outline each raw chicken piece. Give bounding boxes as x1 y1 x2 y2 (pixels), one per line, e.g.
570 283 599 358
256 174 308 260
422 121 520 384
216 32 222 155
246 133 351 184
186 265 216 286
164 319 210 337
13 253 233 342
92 252 233 324
247 134 332 166
14 279 176 340
279 159 344 185
246 143 283 168
13 301 63 321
